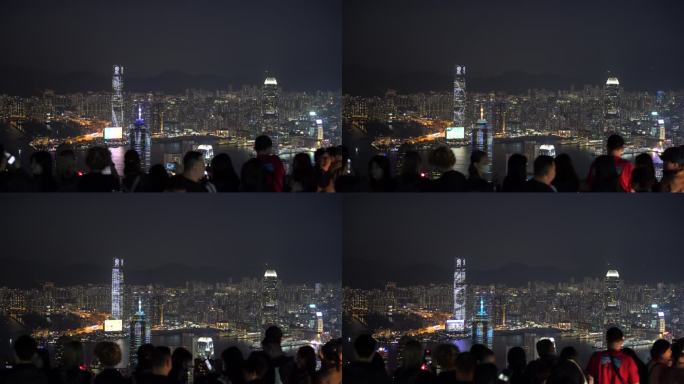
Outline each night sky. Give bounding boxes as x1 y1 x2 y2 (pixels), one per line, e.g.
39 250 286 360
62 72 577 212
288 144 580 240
0 195 341 287
0 0 341 92
344 0 684 95
343 195 684 288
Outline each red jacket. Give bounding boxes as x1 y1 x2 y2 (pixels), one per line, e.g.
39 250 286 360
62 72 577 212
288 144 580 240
587 156 634 192
256 154 286 192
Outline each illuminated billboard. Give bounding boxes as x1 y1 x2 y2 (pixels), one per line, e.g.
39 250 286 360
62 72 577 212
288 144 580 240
104 319 123 332
446 319 464 332
446 127 465 140
104 127 123 140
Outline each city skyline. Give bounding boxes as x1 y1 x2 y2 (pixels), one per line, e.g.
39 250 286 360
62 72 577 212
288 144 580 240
0 195 342 287
343 195 684 288
0 0 342 94
344 0 684 95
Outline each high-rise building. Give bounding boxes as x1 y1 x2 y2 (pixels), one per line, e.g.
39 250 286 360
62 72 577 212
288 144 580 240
658 311 666 338
111 258 124 320
604 76 621 134
604 269 621 327
261 268 278 328
129 299 150 368
472 296 492 348
262 75 279 133
453 65 466 128
472 105 493 180
129 105 151 171
111 65 124 128
451 258 466 332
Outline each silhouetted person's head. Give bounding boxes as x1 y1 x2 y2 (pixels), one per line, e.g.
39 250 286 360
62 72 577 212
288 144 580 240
136 343 156 372
399 338 423 369
61 340 85 369
554 153 577 179
353 334 377 362
221 346 244 379
210 153 238 180
434 343 459 371
317 148 333 172
320 338 342 370
471 344 494 364
606 327 625 351
147 164 170 192
14 335 38 363
400 151 422 177
455 352 477 382
533 155 555 185
243 351 270 382
474 363 498 384
296 345 316 374
660 146 684 173
506 154 528 181
292 153 313 180
263 325 283 345
182 151 205 182
507 346 526 370
559 346 577 361
635 153 655 172
429 146 456 173
30 151 53 177
124 149 142 176
85 146 112 172
254 135 273 155
650 339 672 366
94 341 121 368
606 134 625 156
56 146 77 179
150 346 172 376
469 150 488 178
240 158 265 192
368 155 391 182
536 339 555 358
171 347 192 372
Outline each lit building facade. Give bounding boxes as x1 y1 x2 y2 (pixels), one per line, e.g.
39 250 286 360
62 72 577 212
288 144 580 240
111 65 124 128
261 269 278 327
111 258 124 320
129 299 151 368
453 65 466 127
452 258 466 332
604 269 621 327
129 105 151 171
262 76 279 133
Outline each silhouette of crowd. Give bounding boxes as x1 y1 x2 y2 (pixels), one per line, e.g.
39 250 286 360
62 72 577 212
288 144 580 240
347 327 684 384
0 326 342 384
2 134 683 192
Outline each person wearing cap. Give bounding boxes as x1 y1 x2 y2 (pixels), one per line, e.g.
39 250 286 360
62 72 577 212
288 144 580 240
586 134 634 192
659 146 684 192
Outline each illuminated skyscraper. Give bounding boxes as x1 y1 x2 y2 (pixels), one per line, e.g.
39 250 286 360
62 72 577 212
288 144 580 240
472 297 492 348
472 105 493 180
111 258 124 320
261 268 278 327
452 258 466 332
129 105 151 171
453 65 466 127
262 75 279 133
129 299 150 368
604 269 621 327
111 65 124 128
604 76 621 134
658 312 666 338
